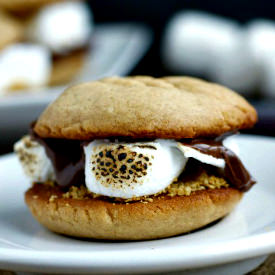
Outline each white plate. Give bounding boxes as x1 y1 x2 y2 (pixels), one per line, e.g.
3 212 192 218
0 135 275 274
0 23 152 140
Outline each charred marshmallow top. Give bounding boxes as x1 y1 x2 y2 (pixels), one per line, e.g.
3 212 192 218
84 139 188 198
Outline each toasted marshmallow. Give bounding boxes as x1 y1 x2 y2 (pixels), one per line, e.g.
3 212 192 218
84 139 187 199
0 44 51 92
84 139 227 199
177 143 225 168
27 2 93 54
14 135 55 182
15 135 227 198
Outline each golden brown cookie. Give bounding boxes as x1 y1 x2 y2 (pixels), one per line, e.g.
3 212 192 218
48 50 86 86
25 183 242 240
0 11 23 50
34 76 257 140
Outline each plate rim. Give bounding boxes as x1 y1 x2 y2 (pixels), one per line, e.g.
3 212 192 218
1 231 275 273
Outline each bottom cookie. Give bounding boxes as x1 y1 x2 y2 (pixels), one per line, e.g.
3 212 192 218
25 183 242 240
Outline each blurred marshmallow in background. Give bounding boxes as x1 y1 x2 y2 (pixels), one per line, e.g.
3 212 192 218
0 44 51 94
208 26 258 93
27 1 93 54
162 10 275 98
162 12 240 75
0 0 94 95
246 20 275 98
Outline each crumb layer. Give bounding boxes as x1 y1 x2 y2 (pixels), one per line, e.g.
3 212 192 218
62 171 229 202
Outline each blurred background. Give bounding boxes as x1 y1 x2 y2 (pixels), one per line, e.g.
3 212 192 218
1 0 275 154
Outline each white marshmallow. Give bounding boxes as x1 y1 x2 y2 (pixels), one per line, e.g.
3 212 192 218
261 54 275 97
177 143 225 168
84 139 187 199
14 135 228 198
163 11 240 74
246 20 275 69
209 32 258 94
27 1 93 53
246 20 275 97
162 11 257 94
14 135 55 182
84 139 226 199
0 44 51 92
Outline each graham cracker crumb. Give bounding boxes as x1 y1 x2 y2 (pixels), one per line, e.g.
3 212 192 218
49 195 58 202
61 171 229 203
63 185 91 199
166 172 228 197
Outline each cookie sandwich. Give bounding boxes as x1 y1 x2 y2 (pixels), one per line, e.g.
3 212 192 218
15 76 257 240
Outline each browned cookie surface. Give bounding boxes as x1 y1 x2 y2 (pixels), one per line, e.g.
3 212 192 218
34 76 257 140
25 183 242 240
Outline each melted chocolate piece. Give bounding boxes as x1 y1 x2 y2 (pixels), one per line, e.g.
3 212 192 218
30 127 85 187
30 124 255 191
180 135 256 191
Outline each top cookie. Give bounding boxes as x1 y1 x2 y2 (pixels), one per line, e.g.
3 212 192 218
34 76 257 140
